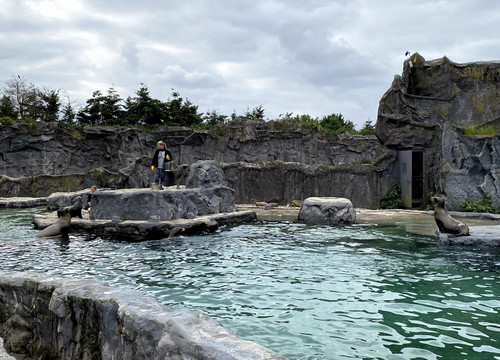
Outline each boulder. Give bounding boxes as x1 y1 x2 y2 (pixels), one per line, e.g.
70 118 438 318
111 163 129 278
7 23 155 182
89 161 236 221
186 160 228 189
88 187 236 221
298 197 356 224
47 189 93 210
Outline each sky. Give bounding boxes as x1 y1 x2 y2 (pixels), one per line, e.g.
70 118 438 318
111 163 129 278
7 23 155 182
1 0 499 128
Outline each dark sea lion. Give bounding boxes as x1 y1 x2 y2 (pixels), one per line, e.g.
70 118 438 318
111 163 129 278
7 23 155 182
168 226 185 239
38 209 71 238
57 196 83 219
431 196 469 237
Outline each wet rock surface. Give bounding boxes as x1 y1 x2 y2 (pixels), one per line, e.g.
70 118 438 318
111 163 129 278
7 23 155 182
33 209 256 241
437 225 500 247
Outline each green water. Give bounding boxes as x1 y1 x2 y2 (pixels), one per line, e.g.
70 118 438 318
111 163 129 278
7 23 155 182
1 208 499 360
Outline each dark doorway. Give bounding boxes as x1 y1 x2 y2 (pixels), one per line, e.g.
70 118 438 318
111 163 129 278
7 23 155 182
411 151 424 208
398 150 425 208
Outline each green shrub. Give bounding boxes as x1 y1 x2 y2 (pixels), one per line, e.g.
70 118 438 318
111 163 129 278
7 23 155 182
358 120 375 135
380 184 405 209
463 125 498 136
461 194 500 213
0 116 14 125
319 113 355 135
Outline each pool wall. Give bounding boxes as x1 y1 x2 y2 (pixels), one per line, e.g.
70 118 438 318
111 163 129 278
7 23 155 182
0 271 286 360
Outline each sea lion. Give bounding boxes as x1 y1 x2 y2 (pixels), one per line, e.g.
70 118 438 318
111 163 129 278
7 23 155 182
431 196 469 237
168 226 185 239
38 208 71 238
57 196 83 219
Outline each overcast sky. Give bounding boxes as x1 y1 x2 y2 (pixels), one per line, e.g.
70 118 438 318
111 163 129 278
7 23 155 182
1 0 499 128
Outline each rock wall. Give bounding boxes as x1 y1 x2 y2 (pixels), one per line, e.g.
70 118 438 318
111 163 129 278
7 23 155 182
440 123 500 209
0 122 392 208
221 160 396 209
0 271 285 360
376 53 500 209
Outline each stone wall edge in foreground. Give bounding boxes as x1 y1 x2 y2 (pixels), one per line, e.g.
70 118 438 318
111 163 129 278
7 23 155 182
0 271 286 360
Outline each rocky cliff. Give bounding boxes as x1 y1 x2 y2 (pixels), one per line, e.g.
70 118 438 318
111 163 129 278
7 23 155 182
376 53 500 209
0 122 394 208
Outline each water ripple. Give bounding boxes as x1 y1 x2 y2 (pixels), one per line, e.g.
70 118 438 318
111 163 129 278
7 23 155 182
1 210 500 359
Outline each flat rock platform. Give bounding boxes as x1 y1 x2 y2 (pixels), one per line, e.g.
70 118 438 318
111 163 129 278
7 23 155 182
0 196 47 207
438 225 500 247
33 209 257 241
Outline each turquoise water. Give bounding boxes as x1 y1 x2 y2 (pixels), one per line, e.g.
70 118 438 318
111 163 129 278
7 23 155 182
1 208 500 360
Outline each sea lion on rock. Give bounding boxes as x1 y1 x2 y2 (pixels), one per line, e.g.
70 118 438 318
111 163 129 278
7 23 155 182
57 196 83 218
432 196 469 237
38 208 71 238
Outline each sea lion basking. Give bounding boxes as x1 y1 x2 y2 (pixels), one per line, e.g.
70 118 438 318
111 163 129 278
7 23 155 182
431 196 469 237
38 208 72 238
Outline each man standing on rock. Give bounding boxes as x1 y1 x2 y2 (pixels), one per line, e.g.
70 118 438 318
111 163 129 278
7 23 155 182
151 141 173 189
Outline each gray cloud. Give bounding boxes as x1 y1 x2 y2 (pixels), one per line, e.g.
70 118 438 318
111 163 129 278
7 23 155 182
1 0 499 127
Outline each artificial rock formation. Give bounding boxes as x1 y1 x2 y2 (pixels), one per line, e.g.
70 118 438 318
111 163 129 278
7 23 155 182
298 197 356 224
0 271 285 360
0 121 393 208
376 53 500 210
44 161 236 222
437 225 500 247
2 54 499 210
30 161 246 240
88 160 236 221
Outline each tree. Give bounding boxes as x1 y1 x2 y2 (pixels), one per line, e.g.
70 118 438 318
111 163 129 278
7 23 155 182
319 113 355 134
358 120 375 135
77 90 105 125
77 87 124 125
60 92 76 124
39 88 60 122
2 74 38 121
203 109 227 127
291 114 320 132
100 87 125 125
163 90 202 127
124 84 166 126
0 95 18 119
244 105 265 121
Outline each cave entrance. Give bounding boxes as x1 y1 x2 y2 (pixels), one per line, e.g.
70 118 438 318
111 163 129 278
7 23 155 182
398 150 424 208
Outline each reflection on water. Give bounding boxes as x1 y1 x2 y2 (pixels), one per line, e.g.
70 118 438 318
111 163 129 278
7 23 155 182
1 209 499 360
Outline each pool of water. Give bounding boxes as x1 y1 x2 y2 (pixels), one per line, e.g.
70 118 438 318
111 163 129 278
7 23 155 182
1 208 500 359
